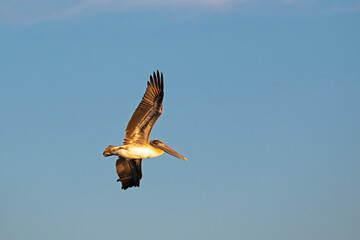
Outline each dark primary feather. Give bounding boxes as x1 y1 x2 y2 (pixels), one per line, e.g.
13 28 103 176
115 157 143 190
123 70 164 145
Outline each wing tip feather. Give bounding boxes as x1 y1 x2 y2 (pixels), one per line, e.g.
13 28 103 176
148 70 164 93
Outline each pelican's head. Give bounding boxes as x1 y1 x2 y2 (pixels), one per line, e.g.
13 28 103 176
150 140 187 160
103 145 116 157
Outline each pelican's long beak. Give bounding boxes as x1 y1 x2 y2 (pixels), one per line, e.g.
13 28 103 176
158 143 187 161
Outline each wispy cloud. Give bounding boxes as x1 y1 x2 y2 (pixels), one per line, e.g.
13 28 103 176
0 0 356 26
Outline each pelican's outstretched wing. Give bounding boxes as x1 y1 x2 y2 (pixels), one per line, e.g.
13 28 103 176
123 70 164 145
115 157 142 190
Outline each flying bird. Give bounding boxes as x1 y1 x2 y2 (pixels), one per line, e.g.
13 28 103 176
103 70 187 190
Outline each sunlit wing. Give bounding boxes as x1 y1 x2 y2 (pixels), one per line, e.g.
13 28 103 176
123 70 164 145
115 157 142 190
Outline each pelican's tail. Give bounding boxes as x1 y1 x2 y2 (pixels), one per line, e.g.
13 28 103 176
103 145 116 157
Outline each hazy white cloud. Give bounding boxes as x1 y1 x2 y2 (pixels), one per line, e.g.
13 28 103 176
0 0 354 25
0 0 225 25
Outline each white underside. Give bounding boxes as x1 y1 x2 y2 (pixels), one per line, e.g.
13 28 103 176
116 145 163 159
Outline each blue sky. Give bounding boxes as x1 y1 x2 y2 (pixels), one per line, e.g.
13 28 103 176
1 1 359 239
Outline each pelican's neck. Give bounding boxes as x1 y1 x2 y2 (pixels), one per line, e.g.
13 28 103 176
150 145 164 156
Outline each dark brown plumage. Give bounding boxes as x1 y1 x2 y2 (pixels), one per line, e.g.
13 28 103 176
117 70 163 189
103 70 186 190
123 70 164 145
115 157 143 190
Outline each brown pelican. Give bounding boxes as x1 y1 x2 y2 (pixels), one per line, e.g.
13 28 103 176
103 70 187 190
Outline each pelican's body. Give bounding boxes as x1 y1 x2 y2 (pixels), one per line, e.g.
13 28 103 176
105 144 164 159
103 70 187 190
